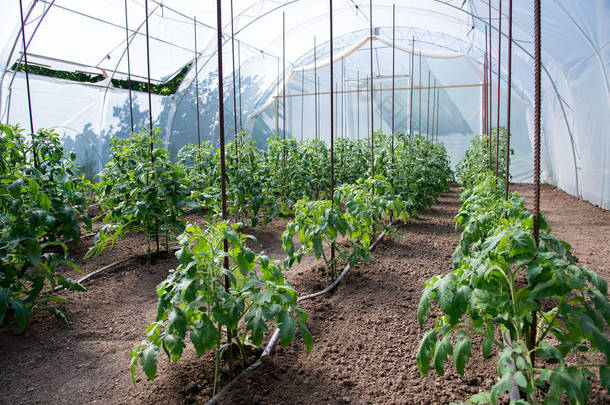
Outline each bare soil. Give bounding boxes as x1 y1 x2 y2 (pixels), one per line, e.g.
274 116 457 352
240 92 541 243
0 184 608 404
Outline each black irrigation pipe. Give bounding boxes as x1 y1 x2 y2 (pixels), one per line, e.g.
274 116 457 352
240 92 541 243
205 219 398 405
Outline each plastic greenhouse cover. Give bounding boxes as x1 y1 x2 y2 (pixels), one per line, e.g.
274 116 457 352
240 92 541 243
0 0 608 209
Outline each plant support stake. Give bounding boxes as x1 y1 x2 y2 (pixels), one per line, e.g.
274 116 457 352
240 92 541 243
144 0 153 150
124 0 134 134
369 0 374 181
496 0 502 178
505 0 513 200
409 36 414 136
194 16 201 146
215 0 233 373
18 0 37 168
230 0 238 161
426 71 431 140
531 0 542 368
329 0 335 275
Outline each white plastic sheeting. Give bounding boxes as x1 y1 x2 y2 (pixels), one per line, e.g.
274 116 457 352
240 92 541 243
0 0 608 209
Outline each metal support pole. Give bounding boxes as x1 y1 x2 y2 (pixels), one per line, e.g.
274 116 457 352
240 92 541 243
378 83 382 129
505 0 513 200
391 4 395 178
496 0 502 177
488 0 493 170
357 70 360 139
194 17 201 146
276 57 279 135
418 51 422 136
366 74 370 140
231 0 238 144
144 0 154 144
275 96 279 136
301 70 305 142
483 26 489 136
426 71 431 140
530 0 542 371
282 12 286 141
533 1 541 246
341 57 345 139
282 12 286 181
436 85 440 141
238 41 243 130
18 0 37 168
431 79 436 140
215 0 233 372
124 0 134 134
314 37 318 140
409 37 414 136
329 0 335 275
369 0 374 181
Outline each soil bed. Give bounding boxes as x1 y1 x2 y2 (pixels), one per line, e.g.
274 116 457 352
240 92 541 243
0 184 608 404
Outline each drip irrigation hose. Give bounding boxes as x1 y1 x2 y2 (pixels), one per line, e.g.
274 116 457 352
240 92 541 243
205 220 398 405
53 248 179 293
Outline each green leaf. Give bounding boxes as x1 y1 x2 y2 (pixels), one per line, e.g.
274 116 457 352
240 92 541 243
23 239 42 266
513 371 528 388
297 320 313 354
191 316 218 355
453 335 472 376
313 237 324 258
600 365 610 391
246 307 267 346
417 288 431 327
482 336 493 359
585 268 608 295
469 392 491 404
436 274 456 315
8 299 30 331
140 345 159 381
433 334 452 376
162 332 186 362
416 330 437 376
278 310 297 347
168 307 187 338
57 276 87 292
48 307 70 328
0 287 9 324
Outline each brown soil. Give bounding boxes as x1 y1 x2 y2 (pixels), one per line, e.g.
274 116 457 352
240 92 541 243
1 184 608 404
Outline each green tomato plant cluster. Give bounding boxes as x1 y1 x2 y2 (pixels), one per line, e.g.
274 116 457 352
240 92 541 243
89 128 190 262
283 134 453 285
417 140 610 404
456 127 511 189
130 221 312 389
0 123 92 329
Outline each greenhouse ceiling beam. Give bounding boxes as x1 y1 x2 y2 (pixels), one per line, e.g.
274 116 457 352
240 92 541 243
271 83 488 99
35 0 195 56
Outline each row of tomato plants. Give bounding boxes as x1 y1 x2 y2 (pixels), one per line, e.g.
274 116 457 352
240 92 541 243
417 132 610 404
0 122 452 393
128 130 453 390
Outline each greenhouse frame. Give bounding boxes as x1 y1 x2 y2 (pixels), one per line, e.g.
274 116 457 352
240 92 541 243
1 1 609 404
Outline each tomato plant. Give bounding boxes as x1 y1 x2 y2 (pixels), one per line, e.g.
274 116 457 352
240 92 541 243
0 124 90 330
456 127 512 188
226 134 279 227
89 128 190 262
130 221 312 388
177 141 221 218
417 171 610 404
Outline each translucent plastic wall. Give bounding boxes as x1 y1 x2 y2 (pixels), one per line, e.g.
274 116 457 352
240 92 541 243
0 1 608 208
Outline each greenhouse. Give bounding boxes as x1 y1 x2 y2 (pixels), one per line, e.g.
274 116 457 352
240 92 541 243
0 0 609 404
